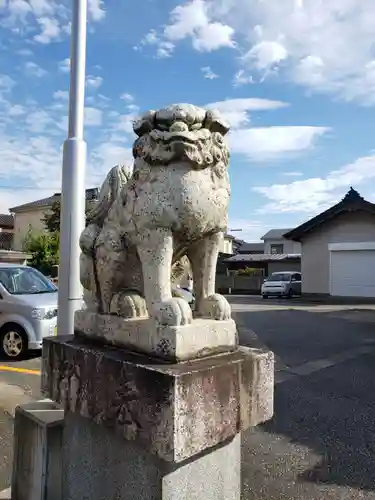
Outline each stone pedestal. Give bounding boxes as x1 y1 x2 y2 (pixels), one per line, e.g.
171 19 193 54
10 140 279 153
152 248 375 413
42 335 274 500
11 401 64 500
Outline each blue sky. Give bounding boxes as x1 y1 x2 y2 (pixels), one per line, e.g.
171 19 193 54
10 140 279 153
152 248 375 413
1 0 375 241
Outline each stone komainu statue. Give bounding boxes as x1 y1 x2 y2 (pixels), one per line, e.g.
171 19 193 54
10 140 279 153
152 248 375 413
79 103 232 327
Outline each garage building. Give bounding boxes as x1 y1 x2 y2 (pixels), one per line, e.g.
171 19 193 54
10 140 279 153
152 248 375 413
284 188 375 298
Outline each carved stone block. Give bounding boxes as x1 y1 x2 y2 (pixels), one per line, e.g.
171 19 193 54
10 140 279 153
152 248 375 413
75 309 238 362
41 336 274 463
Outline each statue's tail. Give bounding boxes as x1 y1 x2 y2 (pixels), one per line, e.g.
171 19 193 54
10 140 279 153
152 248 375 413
80 164 133 313
80 164 133 253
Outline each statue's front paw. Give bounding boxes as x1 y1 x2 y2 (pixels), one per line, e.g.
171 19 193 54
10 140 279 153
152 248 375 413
152 298 193 326
196 293 231 320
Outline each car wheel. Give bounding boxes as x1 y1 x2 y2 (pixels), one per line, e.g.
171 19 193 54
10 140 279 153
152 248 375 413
0 325 28 360
262 295 269 299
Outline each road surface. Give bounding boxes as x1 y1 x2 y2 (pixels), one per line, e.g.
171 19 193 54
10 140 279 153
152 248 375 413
2 296 375 498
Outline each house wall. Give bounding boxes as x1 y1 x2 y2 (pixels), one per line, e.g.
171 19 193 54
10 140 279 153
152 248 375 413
12 207 49 250
12 199 98 251
264 238 301 254
300 211 375 294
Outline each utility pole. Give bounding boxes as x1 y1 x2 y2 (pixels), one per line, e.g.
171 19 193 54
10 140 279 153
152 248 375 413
57 0 87 335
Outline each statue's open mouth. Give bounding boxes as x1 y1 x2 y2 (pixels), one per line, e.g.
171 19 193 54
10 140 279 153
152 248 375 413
164 135 197 146
150 129 202 146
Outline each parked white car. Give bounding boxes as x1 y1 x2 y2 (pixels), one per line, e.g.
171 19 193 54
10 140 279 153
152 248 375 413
0 264 58 359
261 271 302 299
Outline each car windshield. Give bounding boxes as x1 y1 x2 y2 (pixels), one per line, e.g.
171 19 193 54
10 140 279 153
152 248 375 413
267 273 292 282
0 267 57 295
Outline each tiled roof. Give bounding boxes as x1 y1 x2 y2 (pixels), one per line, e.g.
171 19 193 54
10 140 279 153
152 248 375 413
284 187 375 242
0 214 14 229
261 228 294 240
10 188 100 212
224 253 301 263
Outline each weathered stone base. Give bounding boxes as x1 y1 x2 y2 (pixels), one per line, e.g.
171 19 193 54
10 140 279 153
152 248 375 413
42 335 274 463
62 411 240 500
75 309 238 361
11 401 64 500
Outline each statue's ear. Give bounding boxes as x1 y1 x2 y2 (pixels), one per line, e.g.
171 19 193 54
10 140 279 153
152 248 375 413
204 109 230 136
133 110 156 137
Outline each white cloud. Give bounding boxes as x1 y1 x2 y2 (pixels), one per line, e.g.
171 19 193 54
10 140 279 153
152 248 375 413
282 171 303 177
254 154 375 214
86 75 103 90
204 98 327 160
120 93 134 102
141 0 236 57
201 66 218 79
156 41 175 58
8 104 26 116
84 107 102 127
139 30 175 58
206 97 287 128
25 109 54 133
230 126 328 160
34 16 60 44
88 0 105 22
164 0 235 52
0 75 15 93
58 58 70 73
24 61 46 77
208 0 375 104
17 48 33 57
227 219 269 242
53 90 69 100
233 70 253 87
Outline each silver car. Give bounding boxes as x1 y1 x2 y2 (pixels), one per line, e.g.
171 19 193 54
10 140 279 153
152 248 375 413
261 271 302 299
0 264 58 359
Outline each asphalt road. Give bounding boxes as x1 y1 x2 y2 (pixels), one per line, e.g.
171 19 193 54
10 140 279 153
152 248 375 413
2 296 375 498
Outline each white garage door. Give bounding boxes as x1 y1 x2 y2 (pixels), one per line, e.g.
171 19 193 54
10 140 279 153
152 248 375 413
330 249 375 297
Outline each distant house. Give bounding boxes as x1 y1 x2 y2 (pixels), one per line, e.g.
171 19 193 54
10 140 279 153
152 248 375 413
261 228 301 255
224 227 301 276
284 187 375 298
10 188 99 251
0 214 14 250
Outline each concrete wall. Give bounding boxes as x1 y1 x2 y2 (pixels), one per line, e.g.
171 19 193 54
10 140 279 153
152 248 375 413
300 211 375 294
13 207 48 250
264 238 301 254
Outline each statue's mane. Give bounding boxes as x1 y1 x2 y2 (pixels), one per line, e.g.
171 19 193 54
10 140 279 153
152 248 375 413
87 164 132 227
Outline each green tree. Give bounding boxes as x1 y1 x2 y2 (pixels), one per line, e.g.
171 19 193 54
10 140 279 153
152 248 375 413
23 232 60 276
42 199 62 233
43 199 92 233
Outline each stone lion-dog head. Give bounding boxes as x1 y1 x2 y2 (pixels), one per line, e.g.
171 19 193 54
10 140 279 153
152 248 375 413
131 103 230 177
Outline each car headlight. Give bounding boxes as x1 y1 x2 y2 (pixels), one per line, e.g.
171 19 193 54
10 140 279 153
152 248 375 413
31 308 58 320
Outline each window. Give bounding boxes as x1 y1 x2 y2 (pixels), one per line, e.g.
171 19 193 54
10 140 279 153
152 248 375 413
291 274 301 282
270 244 284 254
0 267 57 295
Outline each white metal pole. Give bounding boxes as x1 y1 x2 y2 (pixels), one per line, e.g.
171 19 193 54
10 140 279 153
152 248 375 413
57 0 87 335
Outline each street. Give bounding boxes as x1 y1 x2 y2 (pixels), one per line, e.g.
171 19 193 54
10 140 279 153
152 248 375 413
2 296 375 498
